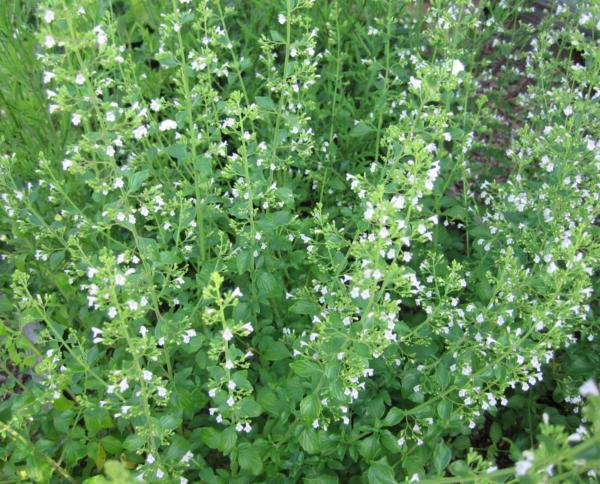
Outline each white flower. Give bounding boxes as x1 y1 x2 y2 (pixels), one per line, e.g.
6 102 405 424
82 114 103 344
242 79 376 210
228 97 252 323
114 177 124 189
142 370 152 381
107 307 118 319
91 327 103 343
182 329 196 344
223 328 234 341
106 112 116 122
43 71 55 84
579 379 599 397
181 451 193 464
75 73 85 85
278 13 286 24
133 124 148 140
515 460 533 476
119 378 129 392
43 9 55 23
232 287 243 298
563 105 573 117
451 59 465 76
115 274 126 286
159 119 177 131
139 325 147 337
93 25 107 47
391 195 404 209
62 159 73 171
409 76 422 90
157 386 167 397
44 35 55 49
71 113 82 126
150 99 161 112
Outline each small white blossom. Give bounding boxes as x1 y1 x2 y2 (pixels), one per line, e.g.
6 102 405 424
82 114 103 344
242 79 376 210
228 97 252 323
159 119 177 131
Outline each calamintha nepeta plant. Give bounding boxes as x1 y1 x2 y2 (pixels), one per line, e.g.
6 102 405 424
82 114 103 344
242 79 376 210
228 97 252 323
0 0 599 482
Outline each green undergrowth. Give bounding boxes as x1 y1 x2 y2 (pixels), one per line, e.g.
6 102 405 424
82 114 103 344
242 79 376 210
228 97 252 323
0 0 599 482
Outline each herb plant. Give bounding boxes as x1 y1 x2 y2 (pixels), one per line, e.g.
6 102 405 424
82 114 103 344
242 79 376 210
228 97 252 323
1 0 599 482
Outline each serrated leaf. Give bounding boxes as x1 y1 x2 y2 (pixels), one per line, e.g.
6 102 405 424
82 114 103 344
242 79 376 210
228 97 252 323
255 96 276 111
350 123 374 138
199 427 221 449
289 299 321 315
219 427 237 454
159 414 181 431
236 249 251 274
300 428 320 454
300 394 321 423
239 398 262 418
128 170 149 194
262 341 290 361
367 458 396 484
257 271 278 297
437 400 452 421
238 443 263 476
382 407 403 427
290 359 321 378
166 143 188 160
433 442 452 473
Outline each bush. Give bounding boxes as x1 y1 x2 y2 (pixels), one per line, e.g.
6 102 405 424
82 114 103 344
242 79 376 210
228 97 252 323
1 0 599 482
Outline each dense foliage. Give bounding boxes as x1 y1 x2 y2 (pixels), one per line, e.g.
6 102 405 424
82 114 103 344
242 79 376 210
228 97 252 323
1 0 599 482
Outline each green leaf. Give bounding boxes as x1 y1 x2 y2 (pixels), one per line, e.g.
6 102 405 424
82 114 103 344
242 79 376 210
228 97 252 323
63 440 87 466
433 442 452 473
380 430 402 454
157 251 180 266
128 170 149 194
199 427 221 449
436 364 450 389
289 299 321 316
300 394 321 423
238 443 263 476
255 96 276 111
270 30 285 42
257 388 288 416
257 271 278 297
49 250 65 270
367 458 397 484
239 398 263 418
437 400 452 421
236 250 251 274
490 421 502 444
300 428 320 454
350 123 374 138
100 435 122 454
166 143 188 160
159 414 182 432
382 407 403 427
219 427 237 454
123 434 144 451
290 359 321 378
262 341 290 361
358 435 380 462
